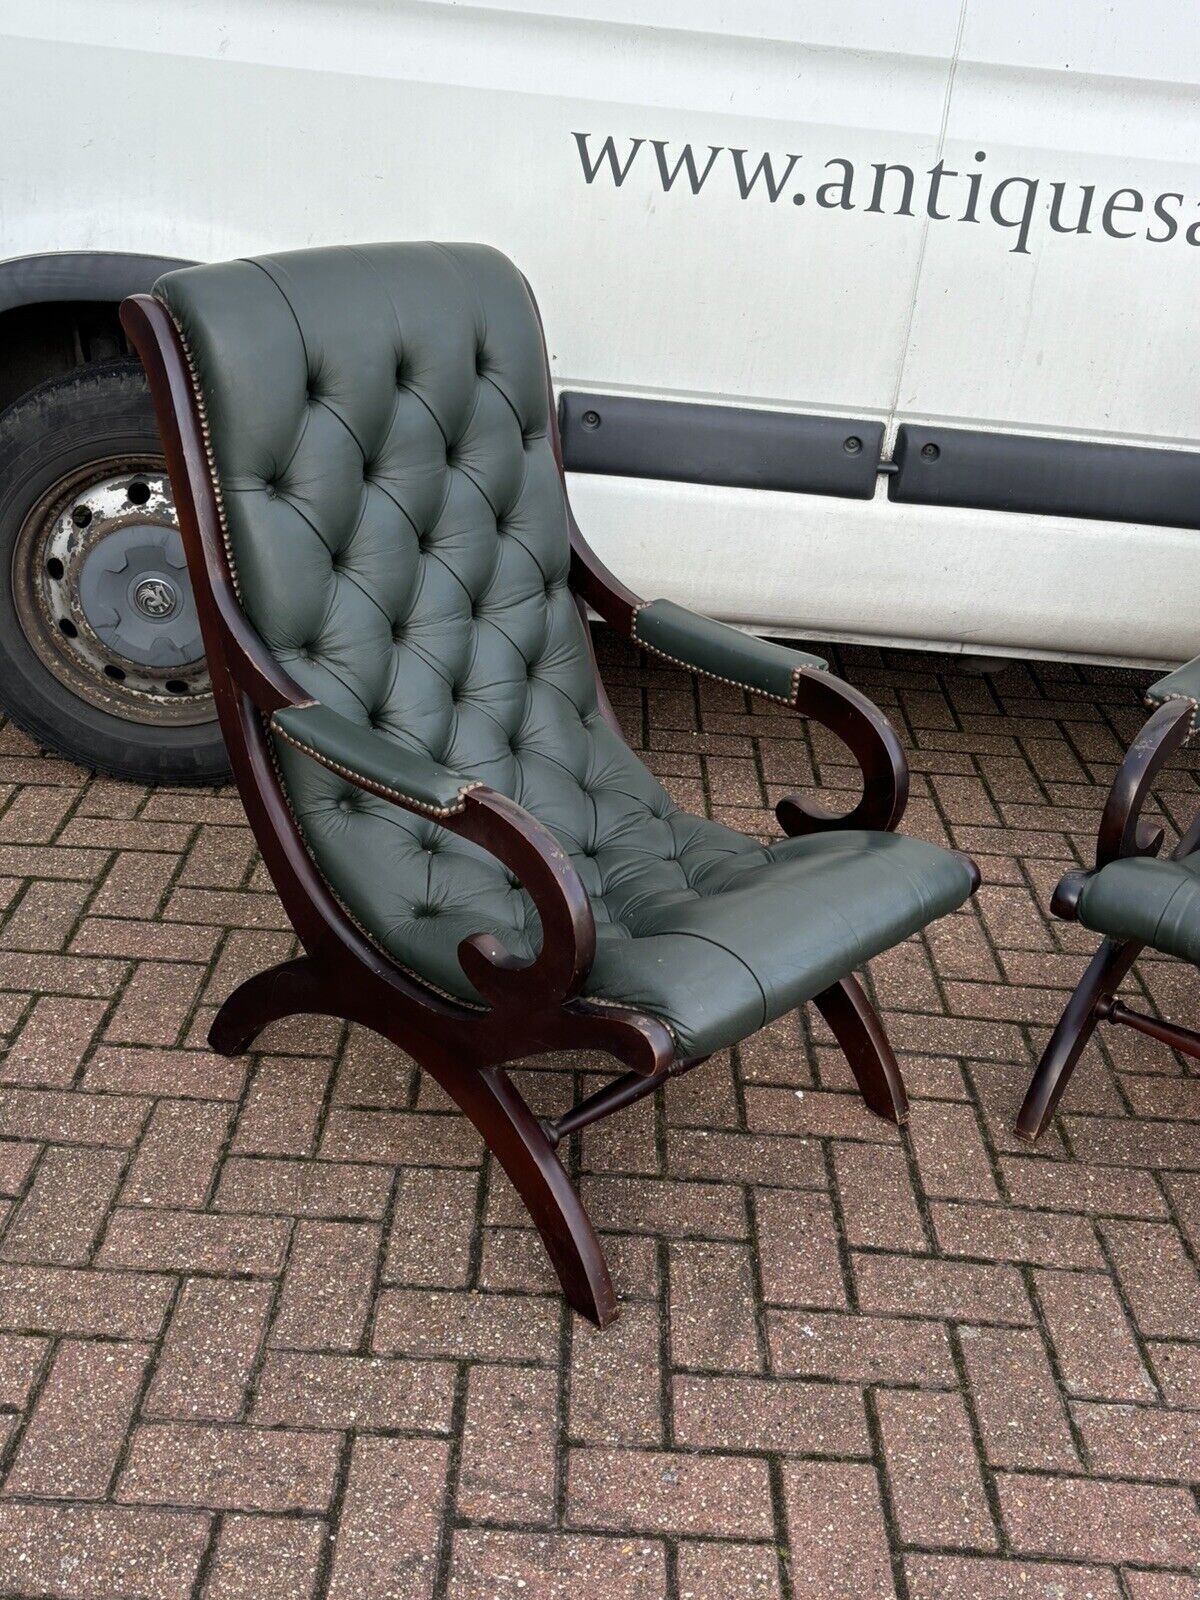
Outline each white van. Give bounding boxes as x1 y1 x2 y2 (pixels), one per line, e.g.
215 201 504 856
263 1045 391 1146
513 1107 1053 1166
1 0 1198 781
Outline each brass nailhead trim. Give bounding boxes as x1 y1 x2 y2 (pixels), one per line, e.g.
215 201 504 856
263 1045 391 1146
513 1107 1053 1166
263 724 483 1011
271 720 481 819
630 602 827 705
1146 689 1200 735
575 992 680 1045
166 309 243 602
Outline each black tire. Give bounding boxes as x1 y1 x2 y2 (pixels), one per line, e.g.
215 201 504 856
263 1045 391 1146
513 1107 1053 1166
0 360 229 785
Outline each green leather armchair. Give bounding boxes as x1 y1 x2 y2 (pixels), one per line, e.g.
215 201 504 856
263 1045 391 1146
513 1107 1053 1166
122 243 979 1324
1017 655 1200 1140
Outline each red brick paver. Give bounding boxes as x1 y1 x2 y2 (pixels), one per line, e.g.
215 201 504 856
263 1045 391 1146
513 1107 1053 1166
0 636 1195 1598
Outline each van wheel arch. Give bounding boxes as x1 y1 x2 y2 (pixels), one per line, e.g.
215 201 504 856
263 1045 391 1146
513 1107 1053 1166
0 250 193 413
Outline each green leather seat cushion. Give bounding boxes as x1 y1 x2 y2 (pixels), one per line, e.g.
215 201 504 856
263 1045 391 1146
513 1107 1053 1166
155 240 976 1061
582 827 975 1056
268 726 975 1058
1075 852 1200 965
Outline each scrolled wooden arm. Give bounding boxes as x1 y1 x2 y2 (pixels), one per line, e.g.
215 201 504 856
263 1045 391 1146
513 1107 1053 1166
542 286 915 843
776 669 910 836
453 790 597 1009
1094 699 1194 871
268 714 597 1012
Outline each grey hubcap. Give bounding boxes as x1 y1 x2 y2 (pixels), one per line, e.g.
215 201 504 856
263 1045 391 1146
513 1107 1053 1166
14 459 214 726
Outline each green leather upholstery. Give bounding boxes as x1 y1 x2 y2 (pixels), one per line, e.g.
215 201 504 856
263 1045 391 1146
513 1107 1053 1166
272 702 477 818
580 828 974 1051
156 243 976 1058
1146 654 1200 719
633 599 827 701
1075 853 1200 965
1069 650 1200 974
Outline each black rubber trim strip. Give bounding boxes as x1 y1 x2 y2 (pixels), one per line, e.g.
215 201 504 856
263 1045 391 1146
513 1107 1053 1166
559 391 883 500
0 252 195 316
890 423 1200 530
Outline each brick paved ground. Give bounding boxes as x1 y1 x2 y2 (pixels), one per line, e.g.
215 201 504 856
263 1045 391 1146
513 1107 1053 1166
0 630 1195 1599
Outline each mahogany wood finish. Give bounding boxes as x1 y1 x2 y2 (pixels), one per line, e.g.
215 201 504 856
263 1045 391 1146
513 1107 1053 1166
1094 701 1193 869
123 290 927 1326
1097 997 1200 1059
1016 697 1200 1142
542 1054 709 1147
775 671 910 835
1015 937 1143 1142
813 974 911 1124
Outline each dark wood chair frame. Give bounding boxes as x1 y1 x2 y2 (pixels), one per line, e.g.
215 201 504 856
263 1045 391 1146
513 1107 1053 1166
1016 698 1200 1141
123 290 968 1326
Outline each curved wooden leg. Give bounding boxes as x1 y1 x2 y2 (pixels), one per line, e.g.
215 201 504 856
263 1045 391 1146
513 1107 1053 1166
423 1050 617 1328
208 955 325 1057
812 974 908 1125
1015 937 1141 1143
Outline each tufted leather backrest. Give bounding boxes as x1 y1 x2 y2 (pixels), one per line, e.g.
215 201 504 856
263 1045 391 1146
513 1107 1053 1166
158 243 744 1001
157 243 578 751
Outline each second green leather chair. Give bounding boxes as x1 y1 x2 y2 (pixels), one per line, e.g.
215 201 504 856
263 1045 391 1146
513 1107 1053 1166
1018 659 1200 1140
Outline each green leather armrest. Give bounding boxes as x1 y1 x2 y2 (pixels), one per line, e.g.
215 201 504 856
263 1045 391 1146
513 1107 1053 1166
632 598 827 703
271 703 480 819
1146 654 1200 717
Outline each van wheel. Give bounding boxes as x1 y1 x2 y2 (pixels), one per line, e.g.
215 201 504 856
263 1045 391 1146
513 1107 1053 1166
0 360 229 785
